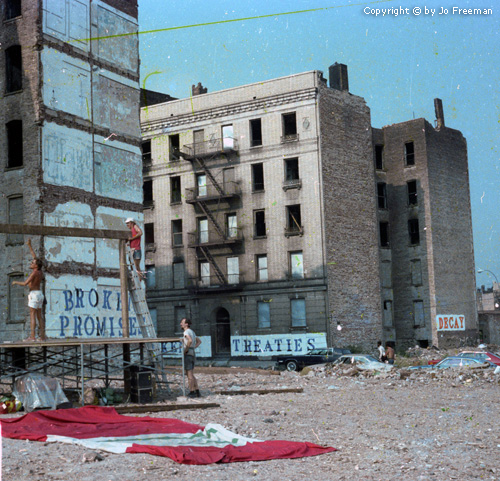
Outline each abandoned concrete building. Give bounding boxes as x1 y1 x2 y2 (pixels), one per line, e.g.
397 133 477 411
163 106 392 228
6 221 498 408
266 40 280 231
140 63 478 355
1 0 143 340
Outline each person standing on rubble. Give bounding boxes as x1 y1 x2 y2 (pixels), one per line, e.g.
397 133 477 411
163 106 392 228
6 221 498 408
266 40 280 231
377 341 386 363
180 318 202 398
12 239 46 341
385 343 395 365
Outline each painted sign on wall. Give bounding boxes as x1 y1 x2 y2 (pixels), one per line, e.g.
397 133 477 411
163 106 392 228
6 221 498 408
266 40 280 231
436 315 465 331
162 337 212 358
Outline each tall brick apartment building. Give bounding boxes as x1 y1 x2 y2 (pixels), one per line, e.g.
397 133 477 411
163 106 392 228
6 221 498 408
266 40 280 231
140 64 477 356
1 0 142 340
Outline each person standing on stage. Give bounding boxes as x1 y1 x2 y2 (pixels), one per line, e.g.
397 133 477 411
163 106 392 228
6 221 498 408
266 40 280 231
125 217 144 280
180 318 202 398
12 239 46 341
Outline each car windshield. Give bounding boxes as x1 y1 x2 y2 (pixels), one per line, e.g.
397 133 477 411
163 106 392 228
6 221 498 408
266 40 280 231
307 349 324 355
458 352 486 360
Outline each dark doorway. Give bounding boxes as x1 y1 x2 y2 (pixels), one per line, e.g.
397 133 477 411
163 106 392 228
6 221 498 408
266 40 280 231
215 308 231 354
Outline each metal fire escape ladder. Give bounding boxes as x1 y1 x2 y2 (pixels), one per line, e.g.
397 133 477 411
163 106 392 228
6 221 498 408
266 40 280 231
197 200 225 239
198 246 227 284
196 157 225 196
126 249 169 392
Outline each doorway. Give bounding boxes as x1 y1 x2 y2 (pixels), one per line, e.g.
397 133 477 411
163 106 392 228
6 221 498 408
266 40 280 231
215 307 231 354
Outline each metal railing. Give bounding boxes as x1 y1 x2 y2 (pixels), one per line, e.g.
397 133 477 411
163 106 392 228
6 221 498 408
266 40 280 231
185 181 241 202
187 228 243 247
182 138 239 158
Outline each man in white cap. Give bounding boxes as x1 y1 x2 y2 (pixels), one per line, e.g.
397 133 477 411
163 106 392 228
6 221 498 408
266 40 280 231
125 218 143 279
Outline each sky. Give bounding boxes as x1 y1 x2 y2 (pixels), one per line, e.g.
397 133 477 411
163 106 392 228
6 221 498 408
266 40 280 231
137 0 499 288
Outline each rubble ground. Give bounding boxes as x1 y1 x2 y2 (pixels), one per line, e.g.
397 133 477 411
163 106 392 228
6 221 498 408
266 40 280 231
1 348 500 481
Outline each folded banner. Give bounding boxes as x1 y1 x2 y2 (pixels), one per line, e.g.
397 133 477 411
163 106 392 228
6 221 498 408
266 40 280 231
1 406 335 465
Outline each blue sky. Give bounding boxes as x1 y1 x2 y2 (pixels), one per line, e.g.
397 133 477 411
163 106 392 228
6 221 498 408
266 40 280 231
137 0 499 287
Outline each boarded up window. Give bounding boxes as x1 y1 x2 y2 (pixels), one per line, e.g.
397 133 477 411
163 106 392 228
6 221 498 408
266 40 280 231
258 301 270 328
413 300 425 327
383 300 393 327
291 299 306 327
9 273 24 322
7 196 23 245
411 259 422 286
173 262 185 289
381 261 392 288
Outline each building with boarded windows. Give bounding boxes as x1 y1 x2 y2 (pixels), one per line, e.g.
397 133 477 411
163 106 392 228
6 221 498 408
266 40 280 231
1 0 143 340
140 64 477 356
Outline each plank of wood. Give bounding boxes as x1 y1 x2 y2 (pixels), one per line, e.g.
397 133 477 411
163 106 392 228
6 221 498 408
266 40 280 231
0 223 130 240
163 366 280 376
213 388 303 395
115 402 220 414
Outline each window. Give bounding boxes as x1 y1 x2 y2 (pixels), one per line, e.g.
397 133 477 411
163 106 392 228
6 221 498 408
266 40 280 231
193 129 204 154
144 223 154 247
250 119 262 147
173 261 185 289
407 180 417 205
254 210 266 238
169 134 180 160
198 217 208 244
256 254 268 281
408 218 420 245
286 205 302 235
141 140 151 162
6 0 22 20
7 196 23 245
226 213 238 238
172 219 183 246
285 158 299 181
143 179 153 207
8 273 24 322
222 124 234 150
405 142 415 166
291 299 306 327
413 300 425 327
374 144 384 170
197 174 207 197
170 176 181 203
411 259 422 286
282 112 297 141
5 45 22 93
377 183 387 209
145 265 156 289
383 300 393 327
379 222 389 248
227 257 239 284
252 163 264 192
258 301 270 328
290 251 304 279
199 261 210 286
6 120 23 168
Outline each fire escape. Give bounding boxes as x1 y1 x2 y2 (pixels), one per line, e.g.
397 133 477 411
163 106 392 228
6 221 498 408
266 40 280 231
181 137 242 292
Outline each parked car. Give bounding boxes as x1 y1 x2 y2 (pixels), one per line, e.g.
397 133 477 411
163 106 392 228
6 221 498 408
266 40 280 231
275 347 351 371
332 354 393 370
412 356 491 370
428 351 500 366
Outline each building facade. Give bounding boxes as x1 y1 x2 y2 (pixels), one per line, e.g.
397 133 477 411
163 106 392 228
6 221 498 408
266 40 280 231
141 64 478 356
1 0 143 340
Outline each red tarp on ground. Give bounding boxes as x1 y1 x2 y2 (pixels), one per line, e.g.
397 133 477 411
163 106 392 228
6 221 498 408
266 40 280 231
1 406 336 465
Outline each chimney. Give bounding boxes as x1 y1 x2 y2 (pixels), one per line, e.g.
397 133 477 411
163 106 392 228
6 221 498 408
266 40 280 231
329 63 349 92
192 82 207 96
434 98 445 129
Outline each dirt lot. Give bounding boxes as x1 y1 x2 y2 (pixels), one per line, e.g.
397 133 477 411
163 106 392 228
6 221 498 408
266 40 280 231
2 350 500 481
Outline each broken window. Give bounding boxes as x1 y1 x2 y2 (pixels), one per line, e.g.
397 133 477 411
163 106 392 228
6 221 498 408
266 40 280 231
413 300 425 327
377 182 387 209
408 218 420 245
256 254 268 281
222 124 234 150
169 134 180 160
286 205 302 235
254 210 266 238
172 219 183 246
6 0 22 19
252 163 264 192
291 299 306 327
145 265 156 289
173 261 185 289
290 251 304 279
374 144 384 170
250 118 262 147
6 120 23 168
170 176 181 203
226 213 238 238
282 112 297 141
379 222 389 247
383 300 393 327
407 180 417 205
5 45 22 93
141 140 151 162
405 141 415 166
143 179 153 207
7 195 23 245
8 273 24 322
258 301 270 328
144 223 155 246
